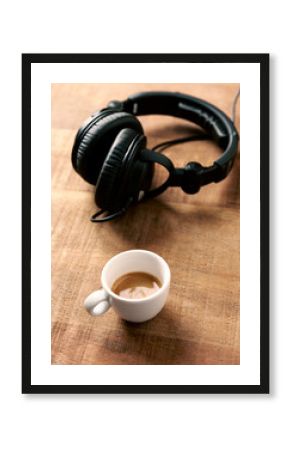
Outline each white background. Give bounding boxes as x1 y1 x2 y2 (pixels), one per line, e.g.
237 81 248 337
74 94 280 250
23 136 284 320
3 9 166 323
0 1 287 449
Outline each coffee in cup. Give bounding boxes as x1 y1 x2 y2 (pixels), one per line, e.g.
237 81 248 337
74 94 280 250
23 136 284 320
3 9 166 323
112 271 162 299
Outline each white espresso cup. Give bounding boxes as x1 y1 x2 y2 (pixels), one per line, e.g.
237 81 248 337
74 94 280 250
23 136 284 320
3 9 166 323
84 249 170 323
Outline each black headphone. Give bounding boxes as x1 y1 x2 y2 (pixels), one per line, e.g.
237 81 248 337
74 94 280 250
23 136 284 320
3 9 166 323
71 91 239 222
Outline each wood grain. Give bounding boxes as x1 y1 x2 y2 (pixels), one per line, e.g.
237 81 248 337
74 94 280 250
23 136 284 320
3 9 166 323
51 83 240 365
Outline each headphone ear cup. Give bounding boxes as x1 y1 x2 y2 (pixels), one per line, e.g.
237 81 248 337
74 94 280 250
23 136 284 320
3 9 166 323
124 147 154 200
71 110 143 185
95 128 142 211
134 156 154 195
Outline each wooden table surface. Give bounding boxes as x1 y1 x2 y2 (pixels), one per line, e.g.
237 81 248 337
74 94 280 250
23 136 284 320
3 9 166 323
51 83 240 365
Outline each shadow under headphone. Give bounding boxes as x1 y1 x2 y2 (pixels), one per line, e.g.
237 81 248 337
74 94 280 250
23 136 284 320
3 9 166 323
71 91 239 222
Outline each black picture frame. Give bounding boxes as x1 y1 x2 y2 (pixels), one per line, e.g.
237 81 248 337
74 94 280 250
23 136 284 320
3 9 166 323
22 53 269 394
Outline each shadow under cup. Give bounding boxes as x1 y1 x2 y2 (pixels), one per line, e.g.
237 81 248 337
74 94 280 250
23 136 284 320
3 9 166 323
102 250 171 323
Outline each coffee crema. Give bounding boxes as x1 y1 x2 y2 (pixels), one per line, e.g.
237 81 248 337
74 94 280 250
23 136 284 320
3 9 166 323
112 272 162 300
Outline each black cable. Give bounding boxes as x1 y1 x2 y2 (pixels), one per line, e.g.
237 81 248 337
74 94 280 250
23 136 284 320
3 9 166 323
90 198 133 222
152 131 210 153
231 88 240 123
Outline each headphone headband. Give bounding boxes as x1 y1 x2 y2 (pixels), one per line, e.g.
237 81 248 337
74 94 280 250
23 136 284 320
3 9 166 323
107 91 239 184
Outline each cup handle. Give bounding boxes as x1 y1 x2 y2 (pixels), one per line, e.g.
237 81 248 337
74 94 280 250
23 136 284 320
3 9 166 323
84 289 111 316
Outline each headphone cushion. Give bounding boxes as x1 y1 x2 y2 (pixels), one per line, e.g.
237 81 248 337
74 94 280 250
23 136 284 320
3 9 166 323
72 111 143 185
95 128 141 211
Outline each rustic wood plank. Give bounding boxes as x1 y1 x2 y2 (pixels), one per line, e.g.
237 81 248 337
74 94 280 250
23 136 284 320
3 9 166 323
51 83 240 365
